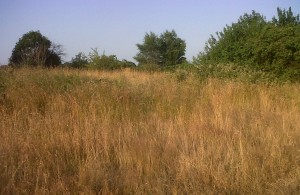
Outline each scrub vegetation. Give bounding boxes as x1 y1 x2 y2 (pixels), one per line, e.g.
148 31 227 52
0 68 299 194
1 6 300 194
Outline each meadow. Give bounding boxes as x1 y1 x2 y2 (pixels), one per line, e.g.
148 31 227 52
0 68 299 194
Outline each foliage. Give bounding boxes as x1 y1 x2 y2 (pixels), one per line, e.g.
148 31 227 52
134 30 186 66
134 32 161 65
272 7 300 26
66 49 136 70
194 7 300 82
194 11 267 65
9 31 63 67
120 59 137 69
86 48 136 70
253 24 300 81
66 52 89 69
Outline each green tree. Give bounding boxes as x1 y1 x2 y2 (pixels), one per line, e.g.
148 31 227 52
134 30 186 66
160 30 186 66
253 17 300 80
68 52 88 68
272 7 300 26
134 32 161 65
194 7 300 81
9 31 63 67
194 11 267 65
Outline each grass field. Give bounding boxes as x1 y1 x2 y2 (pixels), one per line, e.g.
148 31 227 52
0 68 299 194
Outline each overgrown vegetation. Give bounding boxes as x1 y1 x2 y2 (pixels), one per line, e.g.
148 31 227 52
193 7 300 82
65 48 136 70
0 68 299 194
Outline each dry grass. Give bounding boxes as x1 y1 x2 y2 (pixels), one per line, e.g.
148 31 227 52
0 68 299 194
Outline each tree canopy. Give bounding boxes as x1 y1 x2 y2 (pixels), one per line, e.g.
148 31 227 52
194 7 300 81
134 30 186 66
9 31 63 67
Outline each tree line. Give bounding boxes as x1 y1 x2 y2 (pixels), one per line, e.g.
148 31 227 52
8 7 300 81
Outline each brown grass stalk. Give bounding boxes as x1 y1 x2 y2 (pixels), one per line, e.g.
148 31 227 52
0 68 299 194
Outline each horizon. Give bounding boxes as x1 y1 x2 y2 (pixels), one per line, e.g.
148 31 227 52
1 0 299 65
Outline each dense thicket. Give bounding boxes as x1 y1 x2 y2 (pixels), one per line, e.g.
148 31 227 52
134 30 186 67
194 7 300 81
9 31 63 67
66 49 136 70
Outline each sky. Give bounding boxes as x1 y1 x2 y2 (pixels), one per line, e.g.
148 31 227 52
0 0 299 65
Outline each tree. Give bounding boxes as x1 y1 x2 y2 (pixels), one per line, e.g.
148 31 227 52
253 18 300 80
160 30 186 66
134 30 186 66
194 10 267 65
68 52 88 68
9 31 63 67
193 7 300 81
272 7 300 26
134 32 161 65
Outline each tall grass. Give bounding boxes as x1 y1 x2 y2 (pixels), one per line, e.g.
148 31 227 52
0 68 299 194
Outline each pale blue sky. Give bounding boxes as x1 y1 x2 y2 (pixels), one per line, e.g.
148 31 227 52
0 0 299 64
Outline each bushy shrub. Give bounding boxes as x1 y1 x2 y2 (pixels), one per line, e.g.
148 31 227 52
193 7 300 82
67 49 136 70
67 52 88 69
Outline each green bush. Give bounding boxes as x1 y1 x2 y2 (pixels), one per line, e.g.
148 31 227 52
193 7 300 82
67 52 88 69
68 49 136 70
